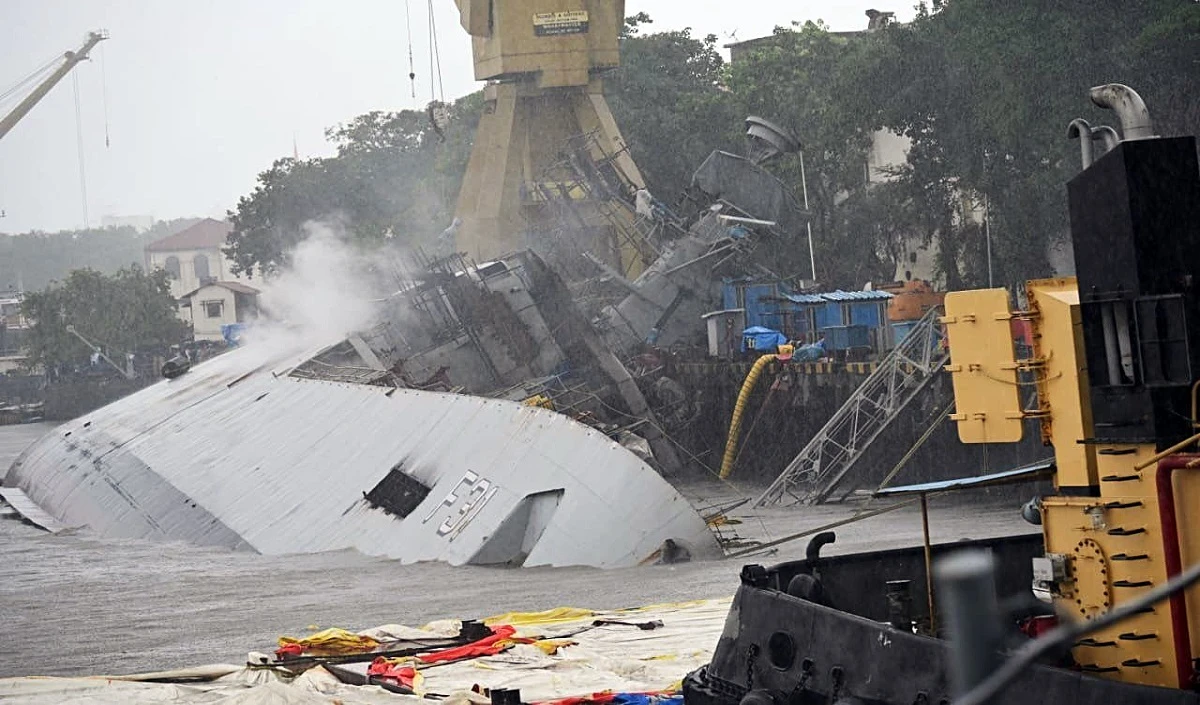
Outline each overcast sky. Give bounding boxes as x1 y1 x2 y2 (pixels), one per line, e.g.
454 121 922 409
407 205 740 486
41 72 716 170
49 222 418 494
0 1 914 235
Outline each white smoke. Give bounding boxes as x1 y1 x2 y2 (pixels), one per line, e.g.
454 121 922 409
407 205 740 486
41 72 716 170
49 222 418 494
241 222 389 359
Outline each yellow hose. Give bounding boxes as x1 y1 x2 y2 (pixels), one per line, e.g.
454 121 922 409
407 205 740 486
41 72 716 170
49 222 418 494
718 353 777 480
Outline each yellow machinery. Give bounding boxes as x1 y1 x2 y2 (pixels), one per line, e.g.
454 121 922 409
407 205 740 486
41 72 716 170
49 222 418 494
944 283 1199 688
941 85 1200 691
451 0 650 277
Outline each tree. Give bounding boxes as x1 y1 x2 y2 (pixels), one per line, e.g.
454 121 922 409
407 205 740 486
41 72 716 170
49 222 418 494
858 0 1200 287
0 218 201 293
20 266 188 373
722 2 1200 290
224 93 483 279
727 22 894 288
606 16 740 203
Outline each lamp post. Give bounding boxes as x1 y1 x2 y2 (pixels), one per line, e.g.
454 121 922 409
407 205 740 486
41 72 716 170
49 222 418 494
800 151 816 282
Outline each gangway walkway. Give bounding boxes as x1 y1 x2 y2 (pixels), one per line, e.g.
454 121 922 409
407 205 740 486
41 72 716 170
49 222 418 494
754 305 948 506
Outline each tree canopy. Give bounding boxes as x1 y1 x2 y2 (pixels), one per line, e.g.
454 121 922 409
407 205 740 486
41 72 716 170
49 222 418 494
220 2 1199 289
20 266 188 373
224 93 483 279
0 218 202 294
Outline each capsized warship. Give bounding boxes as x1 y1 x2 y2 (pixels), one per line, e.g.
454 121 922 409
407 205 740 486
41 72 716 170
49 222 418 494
684 85 1200 703
2 111 812 569
3 0 822 568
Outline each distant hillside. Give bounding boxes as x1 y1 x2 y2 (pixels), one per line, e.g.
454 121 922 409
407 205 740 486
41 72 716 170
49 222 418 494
0 218 203 293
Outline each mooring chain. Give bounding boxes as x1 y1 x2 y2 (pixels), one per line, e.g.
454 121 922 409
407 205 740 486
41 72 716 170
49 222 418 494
785 659 815 704
827 666 845 705
745 644 760 691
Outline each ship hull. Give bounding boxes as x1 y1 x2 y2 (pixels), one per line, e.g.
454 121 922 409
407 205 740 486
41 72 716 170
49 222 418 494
3 340 719 568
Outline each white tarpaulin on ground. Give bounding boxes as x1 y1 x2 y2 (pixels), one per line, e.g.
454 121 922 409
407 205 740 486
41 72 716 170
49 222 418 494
0 598 733 704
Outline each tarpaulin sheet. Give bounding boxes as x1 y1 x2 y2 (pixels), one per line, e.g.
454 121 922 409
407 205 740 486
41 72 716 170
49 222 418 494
0 598 733 705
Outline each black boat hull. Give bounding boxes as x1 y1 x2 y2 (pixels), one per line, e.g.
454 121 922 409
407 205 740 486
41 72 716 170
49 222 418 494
685 534 1199 704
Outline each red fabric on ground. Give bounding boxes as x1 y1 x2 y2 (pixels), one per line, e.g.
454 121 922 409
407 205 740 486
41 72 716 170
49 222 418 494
367 657 418 688
417 624 518 664
274 643 305 658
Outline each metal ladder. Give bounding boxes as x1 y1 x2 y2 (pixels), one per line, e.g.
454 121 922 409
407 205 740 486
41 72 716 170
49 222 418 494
754 305 949 506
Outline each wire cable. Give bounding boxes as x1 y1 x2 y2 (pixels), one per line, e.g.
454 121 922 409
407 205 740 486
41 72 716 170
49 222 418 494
426 0 445 102
100 40 111 147
404 0 416 101
0 52 61 104
72 71 90 228
954 559 1200 705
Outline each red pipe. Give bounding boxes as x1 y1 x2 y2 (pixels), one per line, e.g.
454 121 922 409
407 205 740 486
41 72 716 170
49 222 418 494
1156 454 1199 689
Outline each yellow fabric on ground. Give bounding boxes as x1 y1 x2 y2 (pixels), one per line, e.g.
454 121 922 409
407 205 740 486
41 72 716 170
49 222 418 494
277 627 380 654
483 606 594 627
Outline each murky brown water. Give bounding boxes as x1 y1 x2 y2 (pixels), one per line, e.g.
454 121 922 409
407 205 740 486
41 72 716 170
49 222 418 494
0 421 1029 678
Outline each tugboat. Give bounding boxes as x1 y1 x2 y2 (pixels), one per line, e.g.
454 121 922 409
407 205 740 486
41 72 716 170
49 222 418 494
684 84 1200 704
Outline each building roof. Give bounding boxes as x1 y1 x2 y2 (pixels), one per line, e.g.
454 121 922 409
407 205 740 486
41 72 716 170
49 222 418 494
821 289 894 302
180 281 261 299
145 218 233 252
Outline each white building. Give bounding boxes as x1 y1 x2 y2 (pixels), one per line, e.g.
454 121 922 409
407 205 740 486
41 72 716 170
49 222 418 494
180 281 260 342
144 219 251 299
144 219 259 341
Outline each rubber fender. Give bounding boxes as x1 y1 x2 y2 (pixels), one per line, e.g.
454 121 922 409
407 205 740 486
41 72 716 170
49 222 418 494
739 689 781 705
786 573 834 608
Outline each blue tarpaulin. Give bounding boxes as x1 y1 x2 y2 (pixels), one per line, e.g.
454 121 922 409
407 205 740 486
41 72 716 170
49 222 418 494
221 323 248 347
741 326 787 353
793 339 826 362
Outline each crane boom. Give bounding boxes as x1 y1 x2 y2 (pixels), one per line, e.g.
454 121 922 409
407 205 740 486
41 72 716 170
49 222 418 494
0 30 109 142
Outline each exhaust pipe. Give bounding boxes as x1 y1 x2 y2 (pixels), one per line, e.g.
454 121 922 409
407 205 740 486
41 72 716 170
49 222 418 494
1089 83 1157 141
1067 118 1095 168
1092 125 1120 154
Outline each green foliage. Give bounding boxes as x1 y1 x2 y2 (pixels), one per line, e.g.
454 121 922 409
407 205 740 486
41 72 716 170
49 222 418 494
726 1 1199 288
727 22 888 287
0 219 202 294
220 5 1198 288
20 266 189 372
607 19 740 202
224 93 483 278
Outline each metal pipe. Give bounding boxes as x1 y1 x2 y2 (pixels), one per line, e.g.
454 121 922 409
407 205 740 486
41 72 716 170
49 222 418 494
1067 118 1095 168
1113 302 1135 379
1089 84 1157 141
1155 455 1199 689
936 551 1004 695
921 493 936 634
1191 379 1200 430
1092 126 1120 154
1101 303 1122 385
1134 430 1200 471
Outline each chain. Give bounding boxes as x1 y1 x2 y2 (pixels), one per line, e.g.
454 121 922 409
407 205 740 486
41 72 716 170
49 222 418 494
746 644 760 690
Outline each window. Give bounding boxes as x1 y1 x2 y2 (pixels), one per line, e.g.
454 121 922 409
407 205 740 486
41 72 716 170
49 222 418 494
164 256 181 279
203 300 224 318
193 254 211 281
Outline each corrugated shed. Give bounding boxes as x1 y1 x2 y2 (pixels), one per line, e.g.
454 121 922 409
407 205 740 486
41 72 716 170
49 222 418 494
5 341 719 568
820 290 894 302
782 293 825 304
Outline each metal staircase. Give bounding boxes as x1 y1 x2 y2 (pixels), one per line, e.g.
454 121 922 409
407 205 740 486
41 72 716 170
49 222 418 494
754 305 949 506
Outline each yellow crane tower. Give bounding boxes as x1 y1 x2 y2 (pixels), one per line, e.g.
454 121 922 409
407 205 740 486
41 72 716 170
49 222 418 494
451 0 649 277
